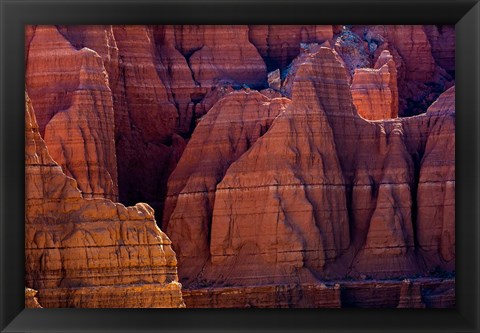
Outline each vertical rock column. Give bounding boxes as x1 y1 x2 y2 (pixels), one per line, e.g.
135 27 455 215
164 91 290 282
415 86 455 270
25 25 118 201
208 47 353 284
351 50 399 120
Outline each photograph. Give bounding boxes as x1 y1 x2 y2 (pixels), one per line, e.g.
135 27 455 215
24 24 455 308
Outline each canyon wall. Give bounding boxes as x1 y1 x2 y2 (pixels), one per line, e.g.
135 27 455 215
26 26 118 201
25 25 455 308
25 24 454 217
348 25 455 116
351 50 399 120
25 93 184 308
26 25 271 220
183 278 454 308
165 45 454 287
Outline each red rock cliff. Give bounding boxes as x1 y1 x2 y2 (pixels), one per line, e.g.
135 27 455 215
164 46 454 285
25 93 184 308
25 25 455 308
26 25 118 201
163 91 291 281
348 25 454 116
351 50 399 120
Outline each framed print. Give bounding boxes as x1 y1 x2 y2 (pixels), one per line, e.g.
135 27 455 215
1 0 479 332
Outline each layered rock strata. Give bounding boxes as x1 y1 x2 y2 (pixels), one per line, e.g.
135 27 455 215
25 94 184 308
207 49 354 284
25 25 118 201
423 25 455 76
183 283 341 308
25 25 455 308
397 279 426 308
163 91 291 280
415 86 455 270
351 50 399 120
187 25 267 87
348 25 454 116
340 278 453 308
26 25 271 221
25 24 454 222
182 278 453 308
164 46 455 287
248 25 334 70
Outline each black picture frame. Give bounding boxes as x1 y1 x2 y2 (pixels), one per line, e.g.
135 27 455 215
1 0 479 332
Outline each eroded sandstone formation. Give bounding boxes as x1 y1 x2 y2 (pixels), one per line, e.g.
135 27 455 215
25 94 184 308
248 25 334 70
163 91 291 280
416 85 455 270
207 48 354 285
25 25 455 308
25 24 454 219
183 278 454 308
351 50 399 120
183 283 341 308
423 25 455 76
348 25 454 116
341 278 453 308
26 25 273 221
165 46 455 287
25 288 43 308
26 25 118 201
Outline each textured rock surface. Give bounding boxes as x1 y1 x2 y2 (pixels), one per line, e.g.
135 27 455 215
29 25 271 221
26 25 118 201
351 50 399 120
49 25 190 215
423 25 455 76
334 27 371 76
25 288 43 308
183 284 341 308
164 46 455 287
248 25 334 70
25 94 184 308
340 278 453 308
182 278 453 308
420 278 455 308
397 279 426 308
207 48 353 285
348 25 454 116
267 69 281 90
106 25 181 217
26 25 455 308
164 91 291 281
187 25 267 87
416 86 455 270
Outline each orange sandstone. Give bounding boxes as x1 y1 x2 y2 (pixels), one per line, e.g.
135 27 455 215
25 93 184 308
351 50 399 120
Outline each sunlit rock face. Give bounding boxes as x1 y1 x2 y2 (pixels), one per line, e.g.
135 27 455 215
25 93 184 308
163 91 291 281
25 288 42 308
25 25 455 308
166 47 454 286
347 25 454 116
351 50 399 120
